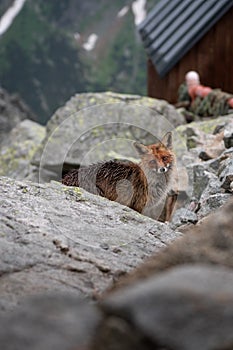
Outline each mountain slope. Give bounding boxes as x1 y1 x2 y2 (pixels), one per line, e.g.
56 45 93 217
0 0 155 124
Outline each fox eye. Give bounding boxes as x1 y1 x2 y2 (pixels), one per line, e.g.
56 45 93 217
149 160 157 166
162 156 169 162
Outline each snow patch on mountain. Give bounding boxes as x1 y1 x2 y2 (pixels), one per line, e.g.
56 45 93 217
83 33 98 51
117 6 129 18
0 0 26 36
132 0 147 26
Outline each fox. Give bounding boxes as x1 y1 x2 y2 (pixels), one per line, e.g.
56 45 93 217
62 132 175 217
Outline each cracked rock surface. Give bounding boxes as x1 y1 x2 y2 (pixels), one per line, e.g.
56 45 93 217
0 176 180 312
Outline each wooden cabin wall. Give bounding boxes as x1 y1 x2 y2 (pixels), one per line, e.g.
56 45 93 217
148 6 233 104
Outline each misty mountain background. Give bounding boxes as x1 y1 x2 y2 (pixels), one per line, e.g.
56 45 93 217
0 0 157 124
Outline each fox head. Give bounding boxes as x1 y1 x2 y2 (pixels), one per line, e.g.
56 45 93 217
134 132 175 174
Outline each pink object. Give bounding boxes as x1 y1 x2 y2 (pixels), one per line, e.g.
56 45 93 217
228 98 233 108
188 85 212 101
185 70 233 108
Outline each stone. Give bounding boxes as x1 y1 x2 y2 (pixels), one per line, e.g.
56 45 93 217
110 198 233 291
98 265 233 350
30 91 185 182
213 123 225 134
0 119 45 179
198 172 222 201
0 87 35 144
0 293 101 350
186 163 213 200
175 114 233 162
204 157 221 172
0 100 232 349
184 126 204 149
173 116 233 209
224 119 233 148
0 176 180 312
197 193 232 219
218 157 233 191
96 201 233 350
196 130 225 161
170 207 198 229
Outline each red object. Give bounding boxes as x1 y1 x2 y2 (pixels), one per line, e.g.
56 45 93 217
188 84 212 101
189 84 233 109
228 98 233 108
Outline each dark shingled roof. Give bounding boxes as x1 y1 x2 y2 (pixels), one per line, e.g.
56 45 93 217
139 0 233 77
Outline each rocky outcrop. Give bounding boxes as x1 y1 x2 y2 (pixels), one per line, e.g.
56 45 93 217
0 87 35 143
0 198 232 350
0 176 180 312
97 264 233 350
1 91 232 223
172 115 233 226
111 198 233 289
0 294 101 350
94 199 233 350
0 119 45 179
31 91 185 182
26 91 233 223
0 90 232 222
0 91 232 349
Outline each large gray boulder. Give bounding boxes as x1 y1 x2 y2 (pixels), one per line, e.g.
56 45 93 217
1 89 233 350
0 176 180 312
0 198 232 350
111 198 233 290
0 88 35 144
92 199 233 350
0 294 101 350
31 91 185 182
0 119 45 179
98 265 233 350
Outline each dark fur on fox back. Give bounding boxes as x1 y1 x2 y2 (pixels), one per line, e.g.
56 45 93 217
62 159 148 213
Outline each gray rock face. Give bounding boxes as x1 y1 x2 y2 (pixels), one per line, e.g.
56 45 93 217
197 193 232 219
170 207 198 229
0 294 101 350
99 265 233 350
91 199 233 350
224 119 233 148
187 163 214 200
1 91 233 350
219 157 233 191
1 90 231 226
0 88 35 144
0 176 180 311
174 116 233 226
0 119 45 179
0 182 232 350
112 198 233 290
31 91 185 182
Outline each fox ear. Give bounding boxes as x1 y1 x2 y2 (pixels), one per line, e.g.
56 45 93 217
161 132 172 149
134 142 149 155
